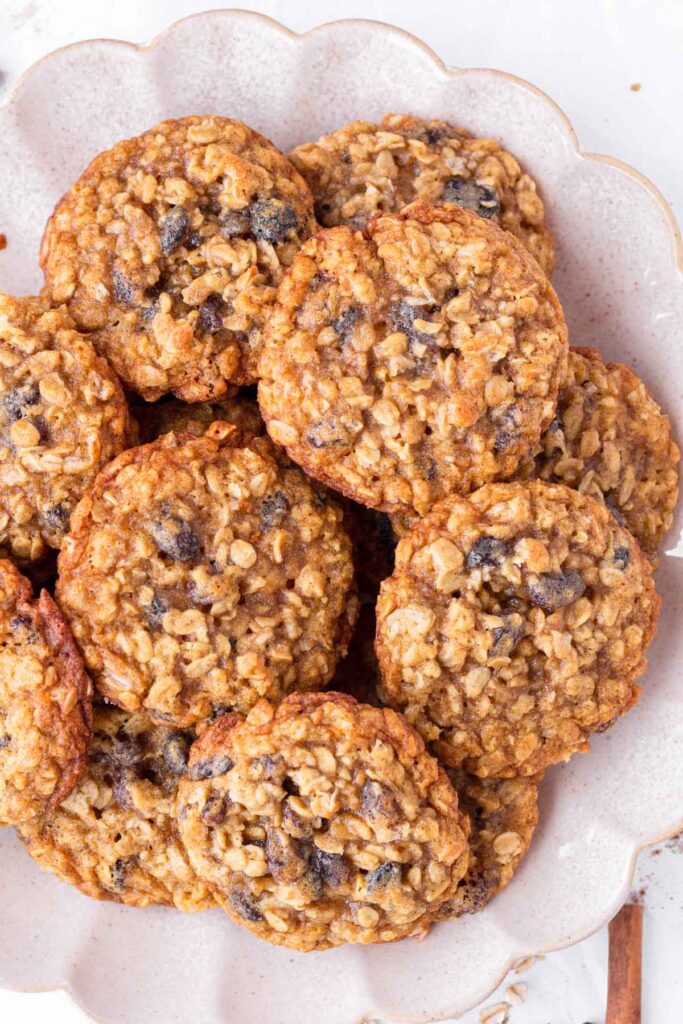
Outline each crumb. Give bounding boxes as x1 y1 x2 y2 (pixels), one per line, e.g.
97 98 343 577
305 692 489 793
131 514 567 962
513 954 545 974
506 982 527 1004
479 1002 509 1024
0 234 6 251
630 83 641 91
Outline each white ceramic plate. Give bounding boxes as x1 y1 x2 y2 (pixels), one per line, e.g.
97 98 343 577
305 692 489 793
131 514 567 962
0 11 681 1024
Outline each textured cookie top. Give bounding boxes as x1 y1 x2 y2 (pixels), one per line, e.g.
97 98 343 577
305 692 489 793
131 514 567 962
135 392 264 444
290 113 554 274
519 347 680 566
18 705 214 910
0 293 131 563
56 428 356 727
0 559 92 825
439 770 538 918
376 480 659 777
41 116 317 401
177 692 469 950
258 202 567 515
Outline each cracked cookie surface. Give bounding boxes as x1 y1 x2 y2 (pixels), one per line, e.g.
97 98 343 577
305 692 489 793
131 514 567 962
177 692 469 950
258 202 567 516
0 559 92 825
18 705 214 909
518 347 680 566
376 480 659 777
41 116 316 401
0 294 131 563
57 428 356 727
439 770 538 917
290 113 554 274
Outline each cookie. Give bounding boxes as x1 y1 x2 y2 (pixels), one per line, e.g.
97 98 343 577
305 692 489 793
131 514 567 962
258 201 567 516
135 392 264 445
56 427 357 727
0 559 92 826
18 705 214 909
41 116 317 401
438 770 539 917
518 347 680 566
375 480 659 777
0 293 131 563
176 692 470 950
290 113 554 274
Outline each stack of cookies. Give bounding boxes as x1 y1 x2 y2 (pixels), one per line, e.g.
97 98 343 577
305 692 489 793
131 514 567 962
0 114 677 952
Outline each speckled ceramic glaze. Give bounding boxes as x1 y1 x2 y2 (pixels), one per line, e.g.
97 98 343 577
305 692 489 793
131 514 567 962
0 12 681 1024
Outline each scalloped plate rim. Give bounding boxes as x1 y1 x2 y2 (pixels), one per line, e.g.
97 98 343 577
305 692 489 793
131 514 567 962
0 11 681 1024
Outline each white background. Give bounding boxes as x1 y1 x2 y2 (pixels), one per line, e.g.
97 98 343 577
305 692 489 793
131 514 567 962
0 1 681 1022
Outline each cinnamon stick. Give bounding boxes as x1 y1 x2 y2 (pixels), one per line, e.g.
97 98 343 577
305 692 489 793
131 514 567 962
606 902 643 1024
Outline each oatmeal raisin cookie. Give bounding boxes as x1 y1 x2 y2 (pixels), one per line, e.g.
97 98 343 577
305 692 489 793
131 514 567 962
439 769 538 917
376 480 659 777
258 202 567 516
518 347 680 566
0 293 131 563
290 113 554 273
177 692 469 950
57 427 356 726
41 116 316 401
0 559 92 826
18 705 213 909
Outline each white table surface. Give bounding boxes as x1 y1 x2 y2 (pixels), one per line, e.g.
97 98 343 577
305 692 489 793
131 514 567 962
0 1 681 1021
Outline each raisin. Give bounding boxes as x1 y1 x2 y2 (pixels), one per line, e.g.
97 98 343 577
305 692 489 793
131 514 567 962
252 753 283 777
306 417 348 449
159 207 189 255
250 198 298 244
265 827 310 883
200 793 229 826
492 405 523 452
366 861 401 892
0 734 10 749
220 208 252 239
281 800 313 840
198 295 228 334
3 381 40 422
145 592 168 631
110 858 130 892
188 755 234 781
43 503 70 532
260 491 290 529
229 888 263 922
527 570 586 612
465 537 509 569
441 176 500 219
310 847 350 888
162 731 192 777
332 306 361 339
613 546 630 571
112 267 135 305
186 231 204 249
360 780 400 823
490 615 524 657
109 732 143 768
9 613 34 635
149 511 201 563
